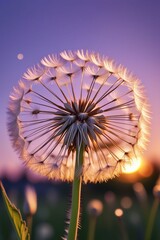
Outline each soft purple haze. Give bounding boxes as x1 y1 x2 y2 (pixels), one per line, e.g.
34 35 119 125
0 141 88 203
1 0 160 178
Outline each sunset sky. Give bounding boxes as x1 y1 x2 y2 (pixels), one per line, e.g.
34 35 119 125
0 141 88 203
1 0 160 178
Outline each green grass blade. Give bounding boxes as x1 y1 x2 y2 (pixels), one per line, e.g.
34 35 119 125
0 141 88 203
0 181 30 240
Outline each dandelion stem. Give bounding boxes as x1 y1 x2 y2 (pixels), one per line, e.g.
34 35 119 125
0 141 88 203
67 144 84 240
145 197 159 240
26 214 33 236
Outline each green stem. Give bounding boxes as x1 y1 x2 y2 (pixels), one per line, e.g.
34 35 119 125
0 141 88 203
87 216 97 240
145 198 159 240
26 214 33 236
117 218 128 240
67 144 84 240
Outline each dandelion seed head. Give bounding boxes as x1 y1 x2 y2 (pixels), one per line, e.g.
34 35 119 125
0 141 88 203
87 199 103 216
7 50 150 183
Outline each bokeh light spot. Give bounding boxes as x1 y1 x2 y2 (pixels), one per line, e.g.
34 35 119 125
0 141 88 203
115 208 123 217
120 196 132 209
17 53 24 60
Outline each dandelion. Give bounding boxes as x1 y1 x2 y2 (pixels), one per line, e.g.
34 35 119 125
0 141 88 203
87 199 103 217
24 185 37 216
23 185 37 235
115 208 129 240
87 199 103 240
8 50 150 239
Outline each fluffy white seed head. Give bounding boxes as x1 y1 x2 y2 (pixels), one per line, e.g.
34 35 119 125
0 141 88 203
7 50 150 183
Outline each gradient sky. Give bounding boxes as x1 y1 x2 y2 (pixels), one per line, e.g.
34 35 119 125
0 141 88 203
1 0 160 177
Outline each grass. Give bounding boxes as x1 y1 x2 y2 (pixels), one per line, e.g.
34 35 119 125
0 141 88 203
0 173 160 240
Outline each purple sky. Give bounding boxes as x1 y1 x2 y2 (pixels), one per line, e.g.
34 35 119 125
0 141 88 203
1 0 160 177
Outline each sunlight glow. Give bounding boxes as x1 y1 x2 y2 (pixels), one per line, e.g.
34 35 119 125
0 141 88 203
122 158 141 174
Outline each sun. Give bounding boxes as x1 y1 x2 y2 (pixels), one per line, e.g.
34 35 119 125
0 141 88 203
122 158 141 174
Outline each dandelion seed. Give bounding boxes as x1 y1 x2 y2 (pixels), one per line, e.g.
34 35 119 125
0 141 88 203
8 50 150 183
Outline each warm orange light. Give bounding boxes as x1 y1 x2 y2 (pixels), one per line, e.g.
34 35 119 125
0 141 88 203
119 157 153 183
122 158 141 174
115 208 123 217
25 185 37 215
138 161 153 177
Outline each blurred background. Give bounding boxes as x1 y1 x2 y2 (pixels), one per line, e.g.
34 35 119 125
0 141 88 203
0 0 160 239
